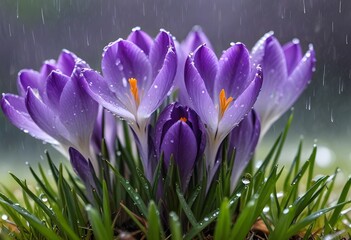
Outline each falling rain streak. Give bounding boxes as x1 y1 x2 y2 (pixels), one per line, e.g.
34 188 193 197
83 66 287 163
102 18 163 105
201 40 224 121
41 8 45 25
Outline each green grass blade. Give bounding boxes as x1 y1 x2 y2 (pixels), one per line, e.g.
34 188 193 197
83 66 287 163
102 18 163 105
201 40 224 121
286 201 351 238
214 198 231 240
169 212 182 240
306 145 317 190
102 180 113 239
136 167 152 201
107 161 148 217
0 197 62 240
147 201 163 240
176 185 198 227
230 166 278 240
120 203 147 234
328 177 351 228
283 140 302 192
29 165 56 201
271 113 293 169
86 204 111 240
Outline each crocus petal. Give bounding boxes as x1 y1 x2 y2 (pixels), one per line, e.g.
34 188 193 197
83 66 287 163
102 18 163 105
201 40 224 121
161 121 197 186
44 71 69 111
181 26 213 53
283 40 303 75
218 66 263 141
138 47 177 118
56 49 77 76
173 41 191 106
229 110 260 191
187 107 207 156
155 102 189 155
17 70 41 97
154 103 174 155
58 69 98 149
193 45 218 98
176 27 213 106
251 31 273 67
101 39 152 105
184 57 217 132
149 30 175 79
26 88 70 145
1 94 57 144
127 28 153 55
279 45 315 113
40 62 57 79
69 147 96 190
81 69 135 122
215 43 251 100
256 35 288 100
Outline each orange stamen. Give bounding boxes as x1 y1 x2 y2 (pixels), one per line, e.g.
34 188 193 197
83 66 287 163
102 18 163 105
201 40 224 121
180 117 187 122
219 89 233 118
128 78 140 107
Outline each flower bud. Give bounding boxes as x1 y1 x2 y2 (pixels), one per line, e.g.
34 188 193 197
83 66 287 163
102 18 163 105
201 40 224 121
155 102 206 189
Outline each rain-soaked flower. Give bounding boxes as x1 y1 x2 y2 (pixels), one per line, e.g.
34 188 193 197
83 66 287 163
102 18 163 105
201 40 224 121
1 50 98 168
251 32 316 137
80 28 177 180
174 26 213 105
184 44 263 180
155 102 206 190
228 110 260 192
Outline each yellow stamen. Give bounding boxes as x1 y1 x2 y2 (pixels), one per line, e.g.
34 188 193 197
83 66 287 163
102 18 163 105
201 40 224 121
219 89 233 118
180 117 187 122
128 78 140 106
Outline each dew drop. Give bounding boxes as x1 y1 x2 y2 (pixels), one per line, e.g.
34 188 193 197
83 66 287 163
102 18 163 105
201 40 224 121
241 176 251 185
263 206 270 213
122 78 128 87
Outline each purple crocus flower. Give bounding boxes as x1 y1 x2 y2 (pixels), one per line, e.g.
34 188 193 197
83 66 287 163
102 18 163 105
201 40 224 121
174 26 213 105
80 28 177 180
1 50 99 168
184 44 263 179
228 110 260 192
251 32 316 137
155 102 206 190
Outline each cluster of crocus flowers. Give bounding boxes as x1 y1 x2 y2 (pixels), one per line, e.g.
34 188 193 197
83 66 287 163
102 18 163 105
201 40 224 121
1 27 315 195
1 50 99 168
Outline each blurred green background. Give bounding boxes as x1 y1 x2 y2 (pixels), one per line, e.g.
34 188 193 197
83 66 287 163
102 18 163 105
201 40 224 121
0 0 350 179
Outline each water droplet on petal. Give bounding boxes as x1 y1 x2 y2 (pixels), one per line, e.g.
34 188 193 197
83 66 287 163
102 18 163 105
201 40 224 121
122 78 127 87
